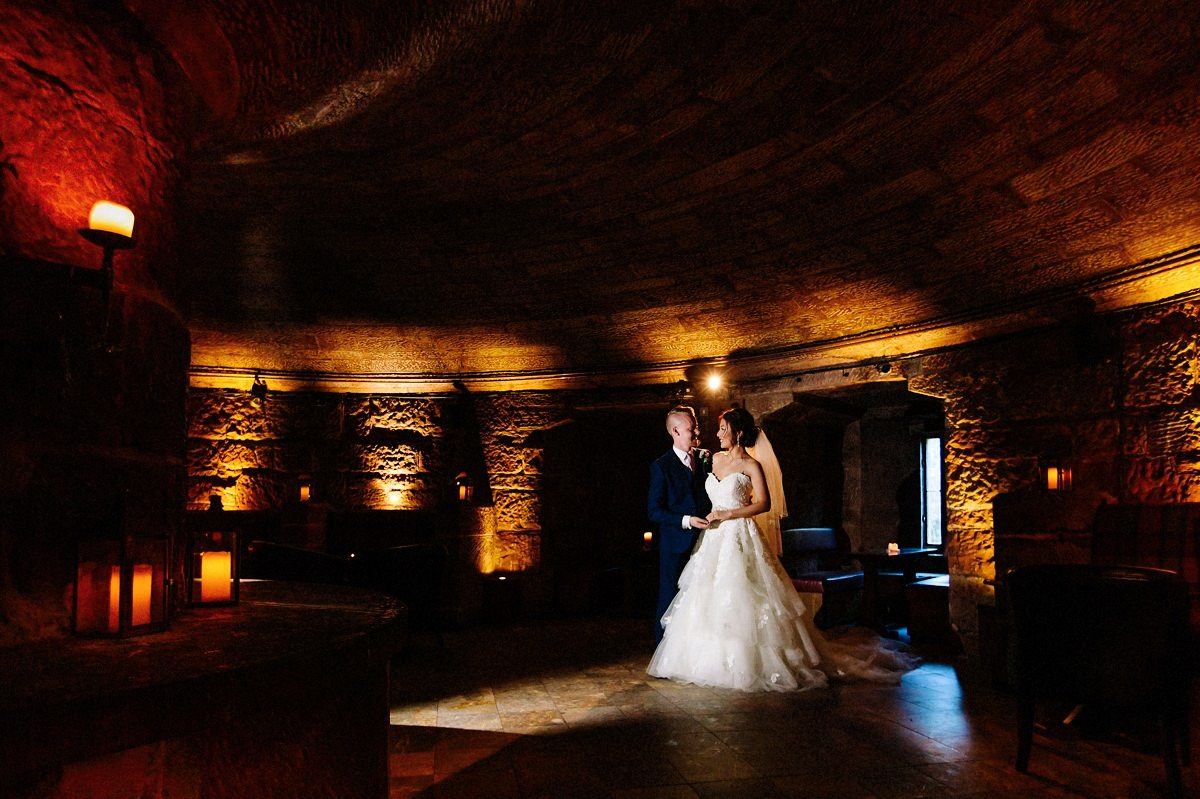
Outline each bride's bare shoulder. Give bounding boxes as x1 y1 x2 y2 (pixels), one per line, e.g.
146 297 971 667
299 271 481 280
743 455 766 479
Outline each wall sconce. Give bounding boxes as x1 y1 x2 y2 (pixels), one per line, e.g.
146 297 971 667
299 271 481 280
455 472 474 502
250 372 268 405
78 201 135 339
705 372 724 392
387 486 405 507
74 534 168 637
187 530 239 606
298 475 312 503
1043 458 1074 492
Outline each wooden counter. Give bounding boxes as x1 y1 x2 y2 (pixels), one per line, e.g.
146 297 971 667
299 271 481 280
1 580 405 799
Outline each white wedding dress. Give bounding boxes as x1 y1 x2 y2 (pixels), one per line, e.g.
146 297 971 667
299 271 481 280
647 471 918 692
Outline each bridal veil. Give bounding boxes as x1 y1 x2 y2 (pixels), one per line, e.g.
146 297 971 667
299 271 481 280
746 428 786 556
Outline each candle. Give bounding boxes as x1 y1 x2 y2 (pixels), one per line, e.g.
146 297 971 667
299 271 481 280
107 565 121 632
886 542 900 555
299 483 311 502
132 564 153 626
88 201 135 238
458 484 468 501
1046 466 1060 490
643 531 653 543
199 551 233 602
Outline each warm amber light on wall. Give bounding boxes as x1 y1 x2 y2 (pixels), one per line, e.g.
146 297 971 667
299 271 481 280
706 373 723 391
87 201 135 238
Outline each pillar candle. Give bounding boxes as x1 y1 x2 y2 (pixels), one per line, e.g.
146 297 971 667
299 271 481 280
107 566 121 632
1046 467 1060 490
200 551 233 602
132 564 153 626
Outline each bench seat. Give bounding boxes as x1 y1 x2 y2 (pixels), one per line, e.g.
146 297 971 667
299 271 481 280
790 570 864 594
781 527 863 629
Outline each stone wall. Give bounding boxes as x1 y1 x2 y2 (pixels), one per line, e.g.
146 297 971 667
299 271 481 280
907 299 1196 653
186 387 579 619
185 295 1200 641
729 296 1200 656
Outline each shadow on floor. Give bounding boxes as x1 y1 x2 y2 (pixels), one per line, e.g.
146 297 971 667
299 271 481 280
387 616 1195 798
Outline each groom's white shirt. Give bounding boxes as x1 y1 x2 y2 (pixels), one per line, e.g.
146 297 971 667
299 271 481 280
674 446 695 529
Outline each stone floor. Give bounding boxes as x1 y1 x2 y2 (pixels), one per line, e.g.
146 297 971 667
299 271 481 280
388 617 1196 798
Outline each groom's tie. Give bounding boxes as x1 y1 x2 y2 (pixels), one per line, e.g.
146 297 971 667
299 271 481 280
684 452 694 472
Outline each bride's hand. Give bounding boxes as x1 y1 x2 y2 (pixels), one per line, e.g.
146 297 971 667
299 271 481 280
707 509 730 522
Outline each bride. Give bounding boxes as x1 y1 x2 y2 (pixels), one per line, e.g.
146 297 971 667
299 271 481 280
647 406 918 692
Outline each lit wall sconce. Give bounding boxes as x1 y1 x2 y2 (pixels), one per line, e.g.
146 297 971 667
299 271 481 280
1042 458 1074 491
705 372 724 392
298 475 312 503
455 472 474 502
74 534 168 637
250 372 268 405
188 530 239 606
643 530 653 551
78 201 135 340
387 486 405 506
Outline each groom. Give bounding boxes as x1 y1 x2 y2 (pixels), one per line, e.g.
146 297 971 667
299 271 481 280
647 405 712 643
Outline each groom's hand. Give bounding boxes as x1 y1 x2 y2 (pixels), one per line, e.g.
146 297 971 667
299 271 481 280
689 517 711 529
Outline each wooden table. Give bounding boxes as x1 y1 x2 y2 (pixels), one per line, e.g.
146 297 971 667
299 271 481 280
851 547 938 633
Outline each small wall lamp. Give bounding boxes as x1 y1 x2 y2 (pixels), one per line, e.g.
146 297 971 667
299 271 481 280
79 201 135 339
250 372 268 404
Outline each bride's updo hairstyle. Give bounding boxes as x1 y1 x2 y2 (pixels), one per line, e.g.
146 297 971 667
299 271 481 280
719 406 759 448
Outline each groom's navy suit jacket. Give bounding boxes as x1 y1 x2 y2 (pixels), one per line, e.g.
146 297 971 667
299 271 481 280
648 449 711 642
647 449 711 553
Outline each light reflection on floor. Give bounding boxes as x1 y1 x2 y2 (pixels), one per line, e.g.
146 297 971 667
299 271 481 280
388 617 1194 798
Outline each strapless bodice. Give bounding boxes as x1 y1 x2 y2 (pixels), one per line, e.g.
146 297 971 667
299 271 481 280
706 471 752 510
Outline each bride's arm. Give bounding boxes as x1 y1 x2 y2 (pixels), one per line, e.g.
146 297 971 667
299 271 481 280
708 458 771 520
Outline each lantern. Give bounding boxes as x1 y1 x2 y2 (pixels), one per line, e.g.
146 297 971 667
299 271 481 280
1043 458 1074 492
455 473 474 502
188 529 239 606
74 535 168 637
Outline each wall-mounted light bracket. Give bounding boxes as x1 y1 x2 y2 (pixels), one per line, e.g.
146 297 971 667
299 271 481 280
78 202 135 345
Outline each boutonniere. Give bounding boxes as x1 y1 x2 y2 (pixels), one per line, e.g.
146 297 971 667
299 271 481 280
693 448 712 471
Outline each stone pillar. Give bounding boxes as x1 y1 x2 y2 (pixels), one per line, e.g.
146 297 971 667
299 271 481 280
0 2 189 643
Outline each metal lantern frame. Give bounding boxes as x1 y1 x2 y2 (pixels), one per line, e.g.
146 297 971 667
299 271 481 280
73 534 169 637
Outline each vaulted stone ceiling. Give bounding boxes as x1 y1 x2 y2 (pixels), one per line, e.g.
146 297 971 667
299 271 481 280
131 0 1200 389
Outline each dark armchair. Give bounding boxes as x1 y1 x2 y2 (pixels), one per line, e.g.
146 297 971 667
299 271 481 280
1007 564 1191 797
355 542 447 647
